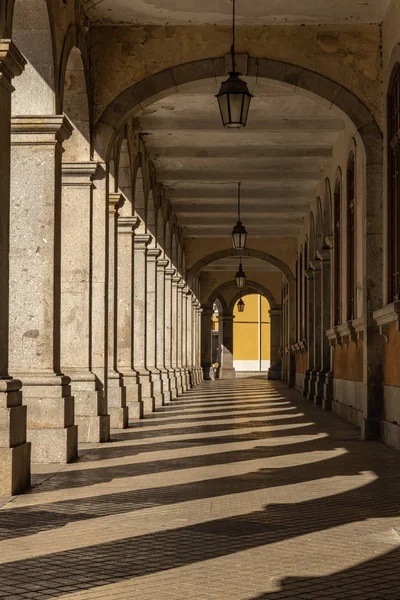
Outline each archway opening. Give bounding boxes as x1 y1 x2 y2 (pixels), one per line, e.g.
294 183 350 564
233 293 271 374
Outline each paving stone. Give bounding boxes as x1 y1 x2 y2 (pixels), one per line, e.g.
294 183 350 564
0 380 400 599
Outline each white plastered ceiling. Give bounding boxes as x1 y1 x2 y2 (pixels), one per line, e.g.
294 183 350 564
137 78 345 239
83 0 390 25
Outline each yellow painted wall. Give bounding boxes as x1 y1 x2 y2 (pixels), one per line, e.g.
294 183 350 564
233 295 271 361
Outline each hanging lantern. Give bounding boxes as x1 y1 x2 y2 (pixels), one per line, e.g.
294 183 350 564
237 298 245 313
232 182 248 250
235 261 246 288
216 0 253 128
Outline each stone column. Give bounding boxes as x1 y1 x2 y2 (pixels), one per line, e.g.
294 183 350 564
268 308 282 380
185 289 193 388
181 286 190 390
146 248 163 407
164 267 177 398
304 268 315 400
201 306 214 380
196 302 204 382
218 316 236 379
61 162 109 443
156 258 172 403
171 275 183 395
117 214 142 419
10 114 78 464
91 161 108 422
317 247 333 409
191 297 199 385
107 193 128 429
0 41 30 494
133 234 154 414
310 259 322 405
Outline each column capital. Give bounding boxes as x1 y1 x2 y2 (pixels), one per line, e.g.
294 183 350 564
118 215 140 233
165 268 176 279
201 305 214 317
0 40 26 88
316 247 331 261
157 258 169 270
310 259 322 271
134 233 152 248
325 235 334 249
147 248 162 260
109 192 125 214
183 286 192 296
62 161 105 187
305 268 314 279
192 295 198 306
172 275 182 285
11 115 73 144
219 315 235 322
269 308 282 317
177 281 186 290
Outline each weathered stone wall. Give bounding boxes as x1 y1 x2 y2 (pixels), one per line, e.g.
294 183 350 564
90 24 382 126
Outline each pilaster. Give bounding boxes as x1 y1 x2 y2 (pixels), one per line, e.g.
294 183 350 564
310 259 322 405
201 306 215 380
172 275 184 394
304 267 315 399
0 40 30 494
268 308 282 380
317 247 333 410
10 114 78 464
164 268 177 398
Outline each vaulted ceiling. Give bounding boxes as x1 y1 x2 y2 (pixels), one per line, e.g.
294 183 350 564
83 0 389 25
136 78 344 239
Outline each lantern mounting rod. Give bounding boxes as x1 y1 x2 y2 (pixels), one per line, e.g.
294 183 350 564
237 181 241 222
231 0 236 73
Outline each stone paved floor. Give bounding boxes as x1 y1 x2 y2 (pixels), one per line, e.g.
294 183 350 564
1 379 400 599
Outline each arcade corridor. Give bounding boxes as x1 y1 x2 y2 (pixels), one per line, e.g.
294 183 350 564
0 380 399 600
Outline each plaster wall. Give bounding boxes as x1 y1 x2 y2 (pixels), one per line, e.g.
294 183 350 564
90 24 382 126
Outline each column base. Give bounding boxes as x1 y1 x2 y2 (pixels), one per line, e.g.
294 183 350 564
107 372 128 429
219 368 236 380
361 417 381 441
137 371 155 414
202 366 215 381
28 425 78 464
268 367 281 380
149 370 163 408
174 369 185 395
19 374 78 463
69 375 110 443
160 371 172 403
167 370 178 399
76 415 110 443
0 443 31 496
322 371 333 410
122 372 143 421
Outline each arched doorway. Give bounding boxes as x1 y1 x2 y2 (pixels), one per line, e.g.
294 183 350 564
232 293 271 375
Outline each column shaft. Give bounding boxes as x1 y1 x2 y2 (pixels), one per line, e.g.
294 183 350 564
61 162 110 443
133 234 154 413
218 316 236 379
107 193 128 428
146 248 163 407
156 258 171 403
164 268 177 398
201 307 214 380
117 214 142 419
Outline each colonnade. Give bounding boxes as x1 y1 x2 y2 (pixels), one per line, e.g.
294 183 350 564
0 40 203 496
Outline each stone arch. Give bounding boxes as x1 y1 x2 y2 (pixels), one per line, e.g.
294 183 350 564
208 280 277 313
117 139 132 216
165 221 172 263
61 46 90 162
323 178 333 240
309 213 316 262
156 207 165 252
316 197 324 251
95 56 381 166
133 161 146 233
11 0 55 115
187 248 294 288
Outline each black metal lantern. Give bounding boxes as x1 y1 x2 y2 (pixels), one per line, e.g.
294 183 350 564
237 298 245 313
232 182 247 249
235 261 246 288
216 0 253 128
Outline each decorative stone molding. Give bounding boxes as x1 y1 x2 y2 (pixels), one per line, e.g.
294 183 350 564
299 339 308 353
316 247 331 261
108 192 125 214
164 267 176 279
133 233 152 248
0 40 26 90
147 248 162 260
157 258 169 270
336 321 357 344
11 115 73 145
352 317 365 342
305 268 314 279
118 215 140 233
326 327 341 347
62 161 104 186
373 302 400 342
310 259 322 271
